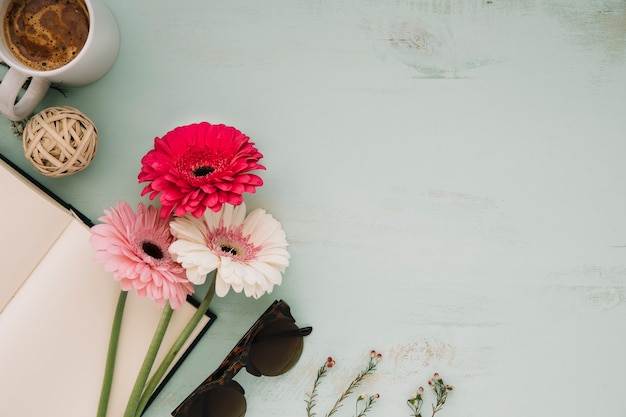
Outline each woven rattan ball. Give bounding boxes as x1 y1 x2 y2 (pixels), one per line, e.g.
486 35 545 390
23 106 98 177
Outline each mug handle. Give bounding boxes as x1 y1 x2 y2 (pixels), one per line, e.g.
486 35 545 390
0 67 50 122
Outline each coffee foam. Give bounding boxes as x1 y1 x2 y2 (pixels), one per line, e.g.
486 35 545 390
3 0 89 71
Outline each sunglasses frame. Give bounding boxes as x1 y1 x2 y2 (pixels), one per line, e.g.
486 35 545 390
171 299 312 417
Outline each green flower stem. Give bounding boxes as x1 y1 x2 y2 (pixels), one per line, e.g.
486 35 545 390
97 290 128 417
123 302 174 417
133 277 217 417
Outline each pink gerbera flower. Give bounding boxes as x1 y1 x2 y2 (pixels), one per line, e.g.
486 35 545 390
138 122 265 219
89 201 194 309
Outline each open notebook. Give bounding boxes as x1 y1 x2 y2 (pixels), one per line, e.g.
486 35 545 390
0 155 215 416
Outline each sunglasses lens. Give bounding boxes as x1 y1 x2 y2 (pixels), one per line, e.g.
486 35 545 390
187 385 246 417
249 320 304 376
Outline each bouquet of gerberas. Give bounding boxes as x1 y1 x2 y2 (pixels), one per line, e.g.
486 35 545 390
90 122 290 417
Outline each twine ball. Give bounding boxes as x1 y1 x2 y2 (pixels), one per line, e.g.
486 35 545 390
23 106 98 177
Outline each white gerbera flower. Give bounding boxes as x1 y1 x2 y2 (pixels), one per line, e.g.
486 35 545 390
169 202 290 299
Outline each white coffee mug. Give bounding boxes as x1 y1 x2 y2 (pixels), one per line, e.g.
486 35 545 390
0 0 120 121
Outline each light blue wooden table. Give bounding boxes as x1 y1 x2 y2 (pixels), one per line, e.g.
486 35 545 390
1 1 625 416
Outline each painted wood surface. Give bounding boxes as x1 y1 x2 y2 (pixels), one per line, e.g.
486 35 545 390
1 0 625 416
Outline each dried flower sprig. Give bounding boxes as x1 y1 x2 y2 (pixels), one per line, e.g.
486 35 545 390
407 386 425 417
326 350 381 417
305 351 381 417
429 373 454 416
355 393 379 417
407 373 454 417
305 357 335 417
10 117 30 137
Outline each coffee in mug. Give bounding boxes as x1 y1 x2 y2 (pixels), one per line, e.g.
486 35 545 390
0 0 119 121
3 0 89 71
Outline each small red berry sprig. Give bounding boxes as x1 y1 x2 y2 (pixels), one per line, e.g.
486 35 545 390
407 373 454 417
305 351 382 417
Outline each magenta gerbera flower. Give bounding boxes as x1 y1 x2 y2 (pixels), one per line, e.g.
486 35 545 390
89 201 194 309
138 122 265 218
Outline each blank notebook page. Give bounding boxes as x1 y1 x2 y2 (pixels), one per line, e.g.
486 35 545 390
0 158 73 311
0 160 209 417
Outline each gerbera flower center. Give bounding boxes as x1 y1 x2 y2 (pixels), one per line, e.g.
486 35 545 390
208 227 259 261
220 245 238 256
142 241 164 259
193 165 215 177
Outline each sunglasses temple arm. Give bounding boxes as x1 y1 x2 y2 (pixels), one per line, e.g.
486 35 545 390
252 326 313 344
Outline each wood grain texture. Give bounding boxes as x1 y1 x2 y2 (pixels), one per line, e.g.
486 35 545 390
0 0 624 416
